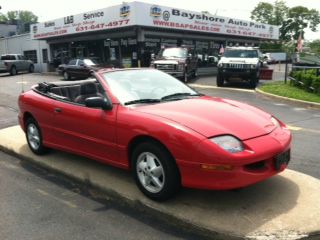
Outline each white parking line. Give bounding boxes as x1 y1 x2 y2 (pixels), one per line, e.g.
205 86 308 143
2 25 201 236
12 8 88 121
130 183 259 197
16 81 29 84
292 108 307 111
273 103 287 106
287 125 320 134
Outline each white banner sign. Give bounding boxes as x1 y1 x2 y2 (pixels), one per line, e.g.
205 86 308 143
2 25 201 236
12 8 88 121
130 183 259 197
31 2 279 40
135 2 279 40
31 3 136 39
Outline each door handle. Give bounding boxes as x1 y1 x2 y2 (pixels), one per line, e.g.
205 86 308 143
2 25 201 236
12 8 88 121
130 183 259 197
54 108 62 113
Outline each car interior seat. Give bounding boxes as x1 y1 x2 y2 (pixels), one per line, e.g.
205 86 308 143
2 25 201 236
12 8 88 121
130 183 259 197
74 82 103 104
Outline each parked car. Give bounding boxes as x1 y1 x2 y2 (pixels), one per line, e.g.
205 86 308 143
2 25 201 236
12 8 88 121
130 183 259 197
264 52 287 64
58 58 107 80
0 54 34 76
18 68 291 201
217 47 264 88
150 47 198 82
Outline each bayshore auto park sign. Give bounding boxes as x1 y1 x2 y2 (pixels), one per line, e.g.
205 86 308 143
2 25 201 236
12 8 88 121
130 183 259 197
31 1 279 40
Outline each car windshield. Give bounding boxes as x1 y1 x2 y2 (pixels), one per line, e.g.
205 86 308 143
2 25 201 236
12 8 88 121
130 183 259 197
102 69 198 105
84 59 99 66
224 50 258 58
159 48 187 58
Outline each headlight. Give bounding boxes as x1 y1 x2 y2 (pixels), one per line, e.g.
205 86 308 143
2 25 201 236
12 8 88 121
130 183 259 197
250 64 258 69
271 117 280 128
177 64 184 71
210 135 244 153
218 63 223 68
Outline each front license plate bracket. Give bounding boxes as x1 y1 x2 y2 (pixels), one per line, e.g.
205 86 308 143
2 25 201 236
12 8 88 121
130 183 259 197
275 149 290 171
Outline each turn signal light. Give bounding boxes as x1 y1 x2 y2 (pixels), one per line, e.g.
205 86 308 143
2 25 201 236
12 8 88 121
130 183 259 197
201 164 234 171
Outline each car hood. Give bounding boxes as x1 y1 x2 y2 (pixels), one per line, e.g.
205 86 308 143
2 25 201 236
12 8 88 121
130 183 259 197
219 57 259 64
135 96 275 140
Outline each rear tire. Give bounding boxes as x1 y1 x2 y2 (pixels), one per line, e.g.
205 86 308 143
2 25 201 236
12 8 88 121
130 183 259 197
217 73 224 87
29 65 34 73
25 118 49 155
132 141 180 201
10 66 17 76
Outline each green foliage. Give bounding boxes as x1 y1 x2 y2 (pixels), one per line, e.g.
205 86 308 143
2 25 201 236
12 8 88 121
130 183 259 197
0 10 38 33
290 69 320 94
312 77 320 94
251 0 288 26
260 82 320 103
260 42 282 52
250 1 320 41
308 40 320 55
281 6 320 41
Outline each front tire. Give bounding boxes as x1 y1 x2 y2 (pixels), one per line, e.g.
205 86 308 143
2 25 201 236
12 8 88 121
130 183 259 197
25 118 49 155
183 68 188 83
217 73 224 87
63 71 71 80
192 68 198 79
132 142 180 201
249 76 258 88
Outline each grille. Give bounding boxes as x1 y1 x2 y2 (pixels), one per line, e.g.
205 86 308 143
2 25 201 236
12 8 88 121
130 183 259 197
224 63 251 69
156 64 175 71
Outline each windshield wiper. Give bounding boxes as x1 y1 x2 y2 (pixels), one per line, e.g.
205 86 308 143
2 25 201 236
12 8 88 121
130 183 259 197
124 99 161 105
161 92 203 101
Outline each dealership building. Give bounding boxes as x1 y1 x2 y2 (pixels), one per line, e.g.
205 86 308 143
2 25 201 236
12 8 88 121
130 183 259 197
0 1 279 72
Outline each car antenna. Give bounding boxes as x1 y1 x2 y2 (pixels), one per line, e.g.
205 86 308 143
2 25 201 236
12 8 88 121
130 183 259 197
21 72 24 93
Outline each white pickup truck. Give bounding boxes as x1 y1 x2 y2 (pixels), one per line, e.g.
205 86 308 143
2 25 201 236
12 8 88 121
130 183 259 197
0 54 34 76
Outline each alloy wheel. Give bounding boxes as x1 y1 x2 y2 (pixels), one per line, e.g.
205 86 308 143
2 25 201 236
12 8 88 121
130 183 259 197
136 152 165 193
27 123 40 151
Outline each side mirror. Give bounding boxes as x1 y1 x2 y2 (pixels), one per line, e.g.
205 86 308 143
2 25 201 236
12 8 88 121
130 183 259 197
151 53 155 60
85 97 113 110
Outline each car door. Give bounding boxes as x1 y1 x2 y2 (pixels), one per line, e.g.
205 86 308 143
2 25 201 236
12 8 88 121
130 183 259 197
50 81 119 165
20 55 29 70
77 59 90 78
14 55 23 70
66 59 78 77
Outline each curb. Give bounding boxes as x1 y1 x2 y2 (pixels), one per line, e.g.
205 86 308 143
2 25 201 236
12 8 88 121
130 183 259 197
256 88 320 109
1 126 320 240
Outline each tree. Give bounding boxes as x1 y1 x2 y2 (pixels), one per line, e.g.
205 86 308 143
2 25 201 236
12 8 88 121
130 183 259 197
281 6 320 41
251 0 288 26
250 1 320 41
308 40 320 54
0 10 38 33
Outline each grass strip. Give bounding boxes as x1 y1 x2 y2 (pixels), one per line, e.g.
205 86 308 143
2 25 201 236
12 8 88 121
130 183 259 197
259 82 320 103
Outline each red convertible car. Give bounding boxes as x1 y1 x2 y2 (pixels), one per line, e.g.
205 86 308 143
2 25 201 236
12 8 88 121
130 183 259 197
18 69 291 201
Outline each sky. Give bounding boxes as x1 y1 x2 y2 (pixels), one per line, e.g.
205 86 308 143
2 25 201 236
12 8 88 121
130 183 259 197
1 0 319 40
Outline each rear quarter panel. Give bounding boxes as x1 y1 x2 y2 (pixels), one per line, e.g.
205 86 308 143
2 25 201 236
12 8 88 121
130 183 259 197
19 90 56 144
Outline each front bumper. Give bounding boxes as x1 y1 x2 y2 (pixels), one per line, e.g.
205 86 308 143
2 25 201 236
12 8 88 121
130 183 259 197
218 68 258 79
177 126 292 190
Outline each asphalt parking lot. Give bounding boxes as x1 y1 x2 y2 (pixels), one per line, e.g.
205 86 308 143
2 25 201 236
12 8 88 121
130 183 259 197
1 72 320 240
1 72 319 179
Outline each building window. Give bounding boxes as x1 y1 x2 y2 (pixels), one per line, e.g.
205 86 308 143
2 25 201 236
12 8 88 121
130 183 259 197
42 49 48 63
24 50 38 63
